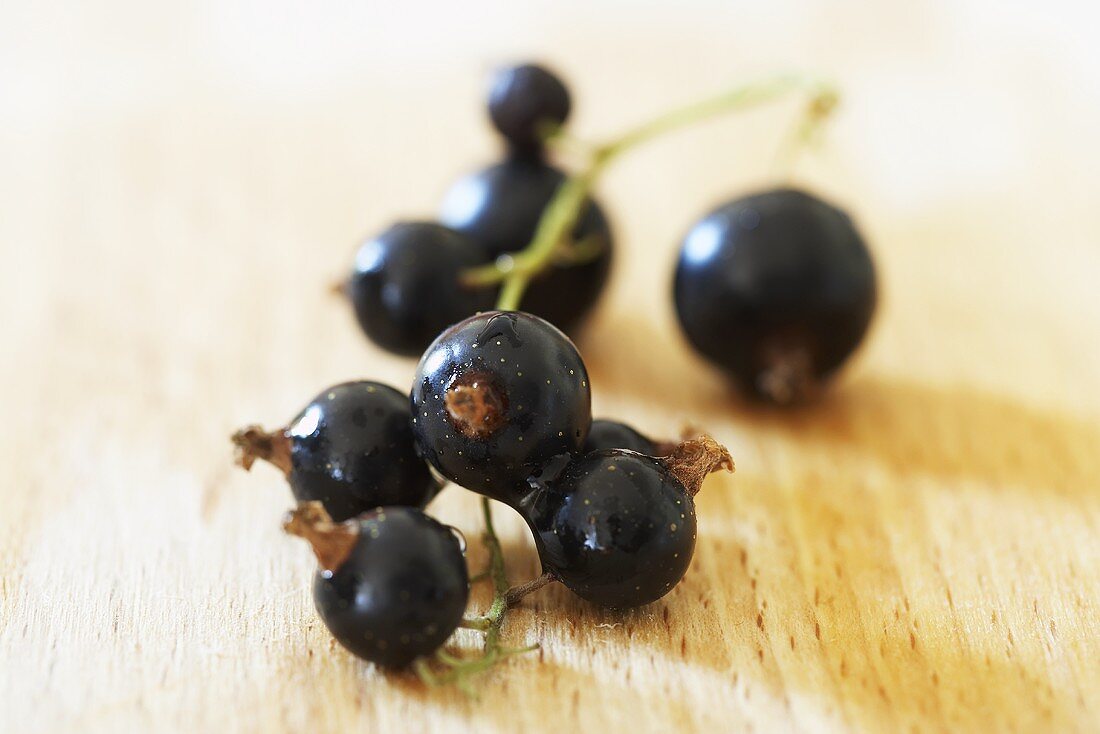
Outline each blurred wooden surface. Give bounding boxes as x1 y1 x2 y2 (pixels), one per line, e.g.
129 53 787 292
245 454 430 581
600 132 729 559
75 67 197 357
2 1 1100 732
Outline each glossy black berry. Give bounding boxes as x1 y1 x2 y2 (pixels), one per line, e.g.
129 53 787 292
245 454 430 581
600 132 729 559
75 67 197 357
233 382 438 522
410 311 591 507
348 221 493 356
673 188 877 403
583 419 659 455
523 450 697 608
440 159 613 335
488 63 571 153
287 504 468 668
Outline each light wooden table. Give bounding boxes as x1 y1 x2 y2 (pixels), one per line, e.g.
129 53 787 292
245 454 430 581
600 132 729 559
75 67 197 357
3 1 1099 732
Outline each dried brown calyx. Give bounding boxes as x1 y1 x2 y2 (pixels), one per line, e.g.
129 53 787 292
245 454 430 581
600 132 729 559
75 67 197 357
756 344 818 405
663 434 735 496
444 370 508 439
328 278 349 297
283 501 359 573
231 425 293 475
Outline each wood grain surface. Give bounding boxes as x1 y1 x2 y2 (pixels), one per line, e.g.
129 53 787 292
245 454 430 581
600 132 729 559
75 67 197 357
3 1 1100 732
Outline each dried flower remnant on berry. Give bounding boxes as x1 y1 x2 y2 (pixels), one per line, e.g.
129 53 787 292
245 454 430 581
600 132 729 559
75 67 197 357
283 502 359 572
756 342 816 405
445 371 508 439
230 382 438 521
232 425 293 475
663 434 735 495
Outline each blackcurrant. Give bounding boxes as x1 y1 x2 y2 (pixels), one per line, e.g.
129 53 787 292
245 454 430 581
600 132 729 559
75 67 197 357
673 188 877 403
233 381 438 521
410 311 591 507
285 503 468 668
347 221 493 356
487 63 571 153
522 437 732 608
583 419 663 455
440 159 613 335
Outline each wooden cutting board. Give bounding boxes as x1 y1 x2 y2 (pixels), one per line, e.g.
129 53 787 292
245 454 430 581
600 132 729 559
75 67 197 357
3 2 1099 731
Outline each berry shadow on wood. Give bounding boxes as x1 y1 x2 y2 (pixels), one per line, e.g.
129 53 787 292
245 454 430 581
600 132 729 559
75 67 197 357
583 311 1100 497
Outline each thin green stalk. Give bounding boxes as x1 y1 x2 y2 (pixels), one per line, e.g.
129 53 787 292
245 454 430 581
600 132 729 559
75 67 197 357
414 498 547 695
462 74 837 308
771 85 840 180
476 173 597 309
598 74 823 159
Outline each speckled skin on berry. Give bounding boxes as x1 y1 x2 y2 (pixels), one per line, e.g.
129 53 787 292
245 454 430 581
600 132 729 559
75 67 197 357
410 311 592 506
311 507 468 668
286 382 439 521
523 450 697 608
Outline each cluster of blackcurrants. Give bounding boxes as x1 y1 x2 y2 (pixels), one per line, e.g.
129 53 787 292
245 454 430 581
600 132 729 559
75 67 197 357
344 63 877 404
235 311 731 670
233 61 877 678
344 64 614 357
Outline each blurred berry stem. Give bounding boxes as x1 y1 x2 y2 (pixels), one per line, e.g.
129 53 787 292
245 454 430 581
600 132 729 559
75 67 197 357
772 86 839 180
463 74 839 310
414 498 546 696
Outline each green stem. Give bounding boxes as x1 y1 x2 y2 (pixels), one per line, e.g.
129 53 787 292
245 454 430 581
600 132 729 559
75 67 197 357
463 74 837 309
473 172 597 309
459 617 491 631
414 498 550 695
480 497 511 645
771 85 840 181
598 74 822 159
